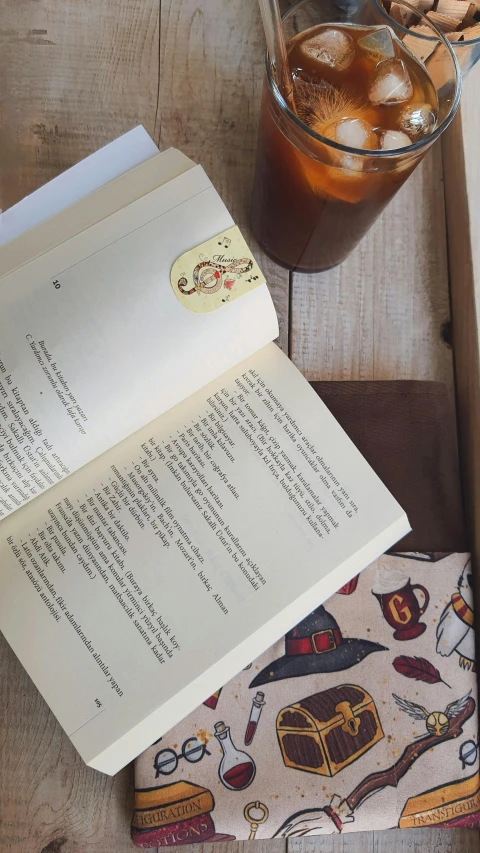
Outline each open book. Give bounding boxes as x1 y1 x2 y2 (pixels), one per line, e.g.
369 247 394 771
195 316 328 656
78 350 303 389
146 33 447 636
0 128 409 775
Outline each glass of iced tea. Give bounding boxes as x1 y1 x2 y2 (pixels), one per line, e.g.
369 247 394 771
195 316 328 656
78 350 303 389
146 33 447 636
251 0 461 272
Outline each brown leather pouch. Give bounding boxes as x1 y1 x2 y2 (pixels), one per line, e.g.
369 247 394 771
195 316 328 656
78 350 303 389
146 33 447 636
311 381 467 551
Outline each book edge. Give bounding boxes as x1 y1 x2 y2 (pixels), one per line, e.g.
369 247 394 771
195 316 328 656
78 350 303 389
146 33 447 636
81 513 409 775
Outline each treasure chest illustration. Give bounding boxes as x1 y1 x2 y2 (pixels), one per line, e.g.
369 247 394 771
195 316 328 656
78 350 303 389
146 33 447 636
276 684 383 777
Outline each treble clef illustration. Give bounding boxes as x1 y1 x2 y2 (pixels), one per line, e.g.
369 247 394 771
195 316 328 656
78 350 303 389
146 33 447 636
178 257 253 296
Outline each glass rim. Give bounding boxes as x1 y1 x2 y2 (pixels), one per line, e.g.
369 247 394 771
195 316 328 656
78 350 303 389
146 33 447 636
374 0 480 46
267 0 462 160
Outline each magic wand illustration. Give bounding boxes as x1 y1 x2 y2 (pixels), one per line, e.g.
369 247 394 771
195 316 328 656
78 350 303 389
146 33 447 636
274 695 475 836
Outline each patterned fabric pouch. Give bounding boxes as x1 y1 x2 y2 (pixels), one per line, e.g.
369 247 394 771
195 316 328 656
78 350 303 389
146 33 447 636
132 383 478 845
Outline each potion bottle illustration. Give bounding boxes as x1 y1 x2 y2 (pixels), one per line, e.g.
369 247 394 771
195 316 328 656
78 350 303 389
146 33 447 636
245 691 265 745
214 721 256 790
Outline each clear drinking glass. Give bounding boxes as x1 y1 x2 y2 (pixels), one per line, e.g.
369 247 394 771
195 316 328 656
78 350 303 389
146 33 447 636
453 37 480 77
375 0 480 77
251 0 461 272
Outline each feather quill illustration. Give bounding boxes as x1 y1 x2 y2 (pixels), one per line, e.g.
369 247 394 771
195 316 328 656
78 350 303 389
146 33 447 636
393 655 450 688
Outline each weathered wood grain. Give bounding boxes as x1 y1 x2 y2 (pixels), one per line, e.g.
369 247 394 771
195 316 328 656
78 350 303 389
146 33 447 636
0 0 159 211
288 832 374 853
289 828 480 853
0 0 289 851
374 828 480 851
0 0 478 851
289 145 453 390
0 637 136 853
0 1 159 851
158 0 289 350
442 75 480 584
287 72 478 853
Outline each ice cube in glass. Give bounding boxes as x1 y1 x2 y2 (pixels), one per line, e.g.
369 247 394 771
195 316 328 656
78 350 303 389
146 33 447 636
300 28 355 71
379 129 412 149
358 27 395 60
399 103 436 139
333 117 376 149
368 59 414 105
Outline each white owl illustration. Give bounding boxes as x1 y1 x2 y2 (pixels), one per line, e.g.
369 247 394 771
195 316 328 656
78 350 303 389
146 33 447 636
436 558 475 669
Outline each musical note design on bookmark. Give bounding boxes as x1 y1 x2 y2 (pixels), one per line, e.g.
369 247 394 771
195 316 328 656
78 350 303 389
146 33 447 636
171 226 265 314
178 258 253 296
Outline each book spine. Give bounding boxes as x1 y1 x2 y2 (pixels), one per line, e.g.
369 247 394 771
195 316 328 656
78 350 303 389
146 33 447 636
132 790 214 830
132 812 216 846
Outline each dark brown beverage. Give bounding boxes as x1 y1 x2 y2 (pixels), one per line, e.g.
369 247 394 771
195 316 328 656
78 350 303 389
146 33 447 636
251 24 438 272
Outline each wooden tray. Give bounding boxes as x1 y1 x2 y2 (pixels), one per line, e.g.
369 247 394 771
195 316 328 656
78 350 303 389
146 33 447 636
0 2 479 852
443 76 480 585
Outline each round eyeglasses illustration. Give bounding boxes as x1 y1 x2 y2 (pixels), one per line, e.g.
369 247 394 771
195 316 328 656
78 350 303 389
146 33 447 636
153 737 211 777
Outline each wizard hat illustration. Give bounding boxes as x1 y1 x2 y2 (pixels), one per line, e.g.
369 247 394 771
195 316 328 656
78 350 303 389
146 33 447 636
249 605 387 688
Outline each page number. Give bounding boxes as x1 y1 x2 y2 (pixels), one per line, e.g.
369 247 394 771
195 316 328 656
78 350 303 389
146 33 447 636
95 698 102 708
53 279 61 289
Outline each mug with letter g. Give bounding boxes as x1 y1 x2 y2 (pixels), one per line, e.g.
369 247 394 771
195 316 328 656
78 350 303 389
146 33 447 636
372 568 430 640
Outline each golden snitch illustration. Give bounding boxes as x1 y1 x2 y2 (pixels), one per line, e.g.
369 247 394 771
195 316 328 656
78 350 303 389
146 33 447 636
393 690 472 737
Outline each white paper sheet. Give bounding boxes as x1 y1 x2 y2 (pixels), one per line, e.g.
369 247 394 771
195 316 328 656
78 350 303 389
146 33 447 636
0 126 159 247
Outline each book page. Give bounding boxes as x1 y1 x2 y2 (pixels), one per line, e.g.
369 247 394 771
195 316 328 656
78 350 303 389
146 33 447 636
0 165 278 520
0 150 196 280
0 125 159 247
0 343 408 774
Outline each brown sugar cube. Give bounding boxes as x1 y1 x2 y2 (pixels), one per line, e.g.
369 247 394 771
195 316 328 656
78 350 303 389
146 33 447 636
435 0 471 21
424 41 454 89
389 2 405 24
391 0 418 25
402 24 439 59
426 10 460 29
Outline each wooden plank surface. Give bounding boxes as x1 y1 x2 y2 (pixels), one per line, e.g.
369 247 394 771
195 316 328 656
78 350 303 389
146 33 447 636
0 0 159 211
0 0 478 852
158 0 289 350
0 3 158 851
442 73 480 590
0 1 288 851
288 81 480 853
289 145 453 389
289 829 480 853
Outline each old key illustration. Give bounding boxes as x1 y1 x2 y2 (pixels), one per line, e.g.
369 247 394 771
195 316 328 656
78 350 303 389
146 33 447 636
244 801 269 839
